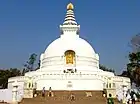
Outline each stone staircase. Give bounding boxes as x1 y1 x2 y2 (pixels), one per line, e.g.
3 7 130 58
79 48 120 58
20 91 118 104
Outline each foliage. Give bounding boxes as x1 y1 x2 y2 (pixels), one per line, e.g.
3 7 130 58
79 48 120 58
130 33 140 52
99 64 115 73
127 52 140 86
135 92 140 99
119 70 130 77
24 53 37 72
0 53 39 88
21 68 28 76
0 68 21 89
35 60 40 70
127 33 140 86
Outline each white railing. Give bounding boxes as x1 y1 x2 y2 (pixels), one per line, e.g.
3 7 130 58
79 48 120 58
32 73 107 82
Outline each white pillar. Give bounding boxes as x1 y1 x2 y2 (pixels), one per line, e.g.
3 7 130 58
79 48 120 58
122 85 127 104
12 82 18 104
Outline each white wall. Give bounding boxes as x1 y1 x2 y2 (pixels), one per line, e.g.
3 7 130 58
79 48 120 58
0 88 24 103
8 78 25 90
113 76 131 94
0 89 12 103
7 72 131 95
36 79 103 91
8 77 25 103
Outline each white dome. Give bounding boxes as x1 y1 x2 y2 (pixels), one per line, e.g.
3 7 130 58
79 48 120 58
39 3 100 71
42 4 97 60
44 36 96 58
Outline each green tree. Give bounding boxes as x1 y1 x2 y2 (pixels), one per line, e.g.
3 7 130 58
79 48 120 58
99 64 115 73
127 52 140 86
24 53 37 72
119 71 129 77
0 68 21 89
35 60 40 70
127 33 140 86
21 68 28 76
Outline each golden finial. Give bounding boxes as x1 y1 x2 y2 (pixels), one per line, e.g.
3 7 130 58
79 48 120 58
67 3 74 10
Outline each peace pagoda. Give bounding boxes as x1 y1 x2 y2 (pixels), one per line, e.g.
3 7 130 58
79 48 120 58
8 3 131 98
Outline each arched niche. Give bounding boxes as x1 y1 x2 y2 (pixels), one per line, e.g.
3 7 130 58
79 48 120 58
64 50 76 64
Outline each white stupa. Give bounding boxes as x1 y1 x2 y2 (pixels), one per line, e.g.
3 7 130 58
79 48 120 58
8 3 131 94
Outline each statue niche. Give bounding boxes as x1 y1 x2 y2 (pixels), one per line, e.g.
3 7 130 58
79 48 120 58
65 50 75 64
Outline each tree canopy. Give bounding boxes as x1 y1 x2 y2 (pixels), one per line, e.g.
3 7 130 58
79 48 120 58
126 33 140 86
99 64 115 73
0 53 39 89
24 53 37 72
0 68 21 89
127 52 140 86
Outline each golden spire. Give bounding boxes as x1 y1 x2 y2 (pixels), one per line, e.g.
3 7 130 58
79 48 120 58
67 3 74 10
